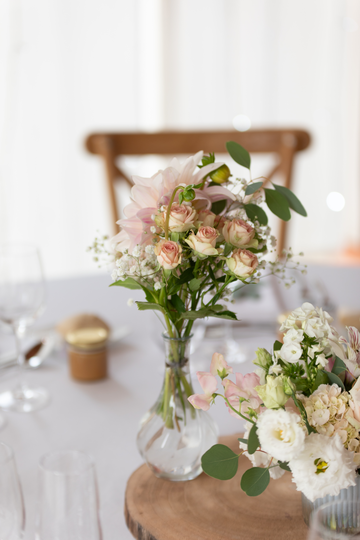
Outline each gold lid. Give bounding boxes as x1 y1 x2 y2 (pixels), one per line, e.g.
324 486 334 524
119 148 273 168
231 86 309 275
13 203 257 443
65 327 108 350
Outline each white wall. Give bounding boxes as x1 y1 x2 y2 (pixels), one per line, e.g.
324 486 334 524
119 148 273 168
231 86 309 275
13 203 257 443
1 0 359 278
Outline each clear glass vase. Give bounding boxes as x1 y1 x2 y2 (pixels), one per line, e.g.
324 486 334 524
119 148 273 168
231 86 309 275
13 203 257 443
136 333 218 481
302 475 360 526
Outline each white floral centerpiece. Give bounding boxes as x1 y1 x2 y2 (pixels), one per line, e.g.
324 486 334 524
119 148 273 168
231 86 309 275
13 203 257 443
190 303 360 502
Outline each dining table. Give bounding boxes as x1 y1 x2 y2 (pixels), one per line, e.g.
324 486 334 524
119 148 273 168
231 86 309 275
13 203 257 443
0 263 359 539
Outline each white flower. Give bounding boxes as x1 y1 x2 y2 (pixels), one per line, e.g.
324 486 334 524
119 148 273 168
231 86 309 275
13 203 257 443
279 341 302 363
269 363 283 375
239 423 284 480
132 245 142 257
150 226 157 233
154 282 162 290
257 409 305 462
315 354 328 368
289 433 356 502
283 328 304 345
111 269 118 281
145 245 154 254
127 298 134 307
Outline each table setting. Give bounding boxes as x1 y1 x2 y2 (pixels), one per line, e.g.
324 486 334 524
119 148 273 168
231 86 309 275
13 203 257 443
1 143 360 539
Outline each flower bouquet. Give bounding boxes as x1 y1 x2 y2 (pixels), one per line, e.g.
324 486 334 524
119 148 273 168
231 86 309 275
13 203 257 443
101 141 306 480
192 302 360 510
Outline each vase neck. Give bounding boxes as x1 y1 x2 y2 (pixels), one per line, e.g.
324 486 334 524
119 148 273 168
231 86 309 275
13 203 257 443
162 333 192 368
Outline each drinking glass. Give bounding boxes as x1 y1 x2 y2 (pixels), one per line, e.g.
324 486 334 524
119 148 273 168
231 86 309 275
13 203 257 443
0 442 25 539
35 450 102 540
0 243 49 412
308 501 360 539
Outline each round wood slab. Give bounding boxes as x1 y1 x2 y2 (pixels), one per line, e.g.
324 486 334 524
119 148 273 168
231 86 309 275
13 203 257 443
124 435 309 540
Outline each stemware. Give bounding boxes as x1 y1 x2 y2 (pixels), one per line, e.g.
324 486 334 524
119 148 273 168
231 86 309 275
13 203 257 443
308 500 360 539
35 450 102 540
0 243 49 412
0 442 25 539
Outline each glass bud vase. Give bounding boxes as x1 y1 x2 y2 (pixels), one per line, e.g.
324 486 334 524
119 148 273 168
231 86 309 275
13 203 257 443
136 333 218 481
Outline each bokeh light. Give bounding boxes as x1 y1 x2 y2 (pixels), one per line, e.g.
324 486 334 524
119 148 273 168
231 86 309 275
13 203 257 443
232 114 251 132
326 192 345 212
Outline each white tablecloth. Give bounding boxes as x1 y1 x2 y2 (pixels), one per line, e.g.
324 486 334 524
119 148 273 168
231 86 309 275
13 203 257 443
0 264 359 539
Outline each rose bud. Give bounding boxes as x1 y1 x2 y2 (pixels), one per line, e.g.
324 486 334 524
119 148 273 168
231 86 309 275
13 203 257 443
197 209 216 228
185 226 219 256
227 249 258 278
154 240 182 269
222 219 258 248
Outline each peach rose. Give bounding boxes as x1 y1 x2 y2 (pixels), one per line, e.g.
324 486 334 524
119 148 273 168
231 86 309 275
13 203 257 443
197 209 216 227
154 240 182 269
185 226 219 256
222 219 257 248
227 249 258 278
157 203 197 233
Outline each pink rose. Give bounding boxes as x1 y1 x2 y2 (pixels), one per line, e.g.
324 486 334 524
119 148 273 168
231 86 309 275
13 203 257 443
227 249 258 278
158 203 197 233
222 219 257 248
154 240 182 269
185 226 219 256
197 209 216 227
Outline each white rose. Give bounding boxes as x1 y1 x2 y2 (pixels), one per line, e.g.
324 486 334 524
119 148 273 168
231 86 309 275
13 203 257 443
289 433 356 502
257 409 305 462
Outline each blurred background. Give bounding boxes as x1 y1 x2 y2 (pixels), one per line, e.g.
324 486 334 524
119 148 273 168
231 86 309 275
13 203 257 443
1 0 360 279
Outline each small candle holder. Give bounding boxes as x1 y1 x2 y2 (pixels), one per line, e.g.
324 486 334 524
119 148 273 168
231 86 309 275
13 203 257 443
65 327 108 382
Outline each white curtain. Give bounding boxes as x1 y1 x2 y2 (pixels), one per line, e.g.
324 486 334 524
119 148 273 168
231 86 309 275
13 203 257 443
1 0 359 278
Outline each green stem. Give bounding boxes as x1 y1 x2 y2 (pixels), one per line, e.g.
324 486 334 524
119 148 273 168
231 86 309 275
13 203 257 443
214 393 256 425
164 186 183 240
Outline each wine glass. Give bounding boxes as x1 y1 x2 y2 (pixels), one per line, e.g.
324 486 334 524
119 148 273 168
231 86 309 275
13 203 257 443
35 450 102 540
0 243 49 412
308 500 360 539
0 442 25 539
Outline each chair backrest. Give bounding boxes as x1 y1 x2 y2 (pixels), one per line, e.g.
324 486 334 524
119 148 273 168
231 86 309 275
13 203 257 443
85 129 311 253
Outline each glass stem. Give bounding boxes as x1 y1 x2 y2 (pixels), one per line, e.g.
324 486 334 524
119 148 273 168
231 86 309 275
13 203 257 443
12 324 26 390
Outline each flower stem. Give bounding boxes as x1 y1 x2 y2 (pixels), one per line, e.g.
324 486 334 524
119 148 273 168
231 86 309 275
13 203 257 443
214 393 256 425
164 186 183 241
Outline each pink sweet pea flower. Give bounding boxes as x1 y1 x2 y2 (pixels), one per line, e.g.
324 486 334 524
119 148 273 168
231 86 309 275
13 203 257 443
188 371 217 411
222 372 262 419
210 352 233 379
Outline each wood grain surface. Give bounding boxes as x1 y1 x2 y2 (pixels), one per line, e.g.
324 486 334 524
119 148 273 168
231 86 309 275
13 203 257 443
124 434 309 540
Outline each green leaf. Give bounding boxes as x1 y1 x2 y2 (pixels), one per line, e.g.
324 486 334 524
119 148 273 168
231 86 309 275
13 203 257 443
136 302 165 315
226 141 251 169
240 467 270 497
211 199 227 215
178 267 195 284
180 308 237 321
110 277 142 290
170 295 186 314
244 204 268 226
247 424 260 455
332 356 347 376
273 184 307 217
311 369 329 393
201 444 239 480
264 189 291 221
238 438 248 444
324 370 345 391
273 340 282 352
224 243 232 257
245 181 263 196
178 192 184 205
278 461 291 472
210 310 238 321
189 278 202 291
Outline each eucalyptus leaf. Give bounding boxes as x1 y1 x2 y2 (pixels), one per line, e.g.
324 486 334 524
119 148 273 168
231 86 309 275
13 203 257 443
110 277 142 290
210 310 238 321
264 189 291 221
189 278 202 292
245 181 263 196
211 199 227 215
226 141 251 169
244 204 268 226
273 340 283 352
278 461 291 472
273 184 307 217
240 467 270 497
247 424 260 455
201 444 239 480
332 356 347 376
311 369 329 393
238 438 248 444
324 370 345 391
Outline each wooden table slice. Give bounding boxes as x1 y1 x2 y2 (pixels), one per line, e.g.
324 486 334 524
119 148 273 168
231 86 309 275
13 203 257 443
124 435 308 540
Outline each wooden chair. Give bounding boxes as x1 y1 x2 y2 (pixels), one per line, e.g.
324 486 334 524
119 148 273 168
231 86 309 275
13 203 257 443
85 129 310 253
